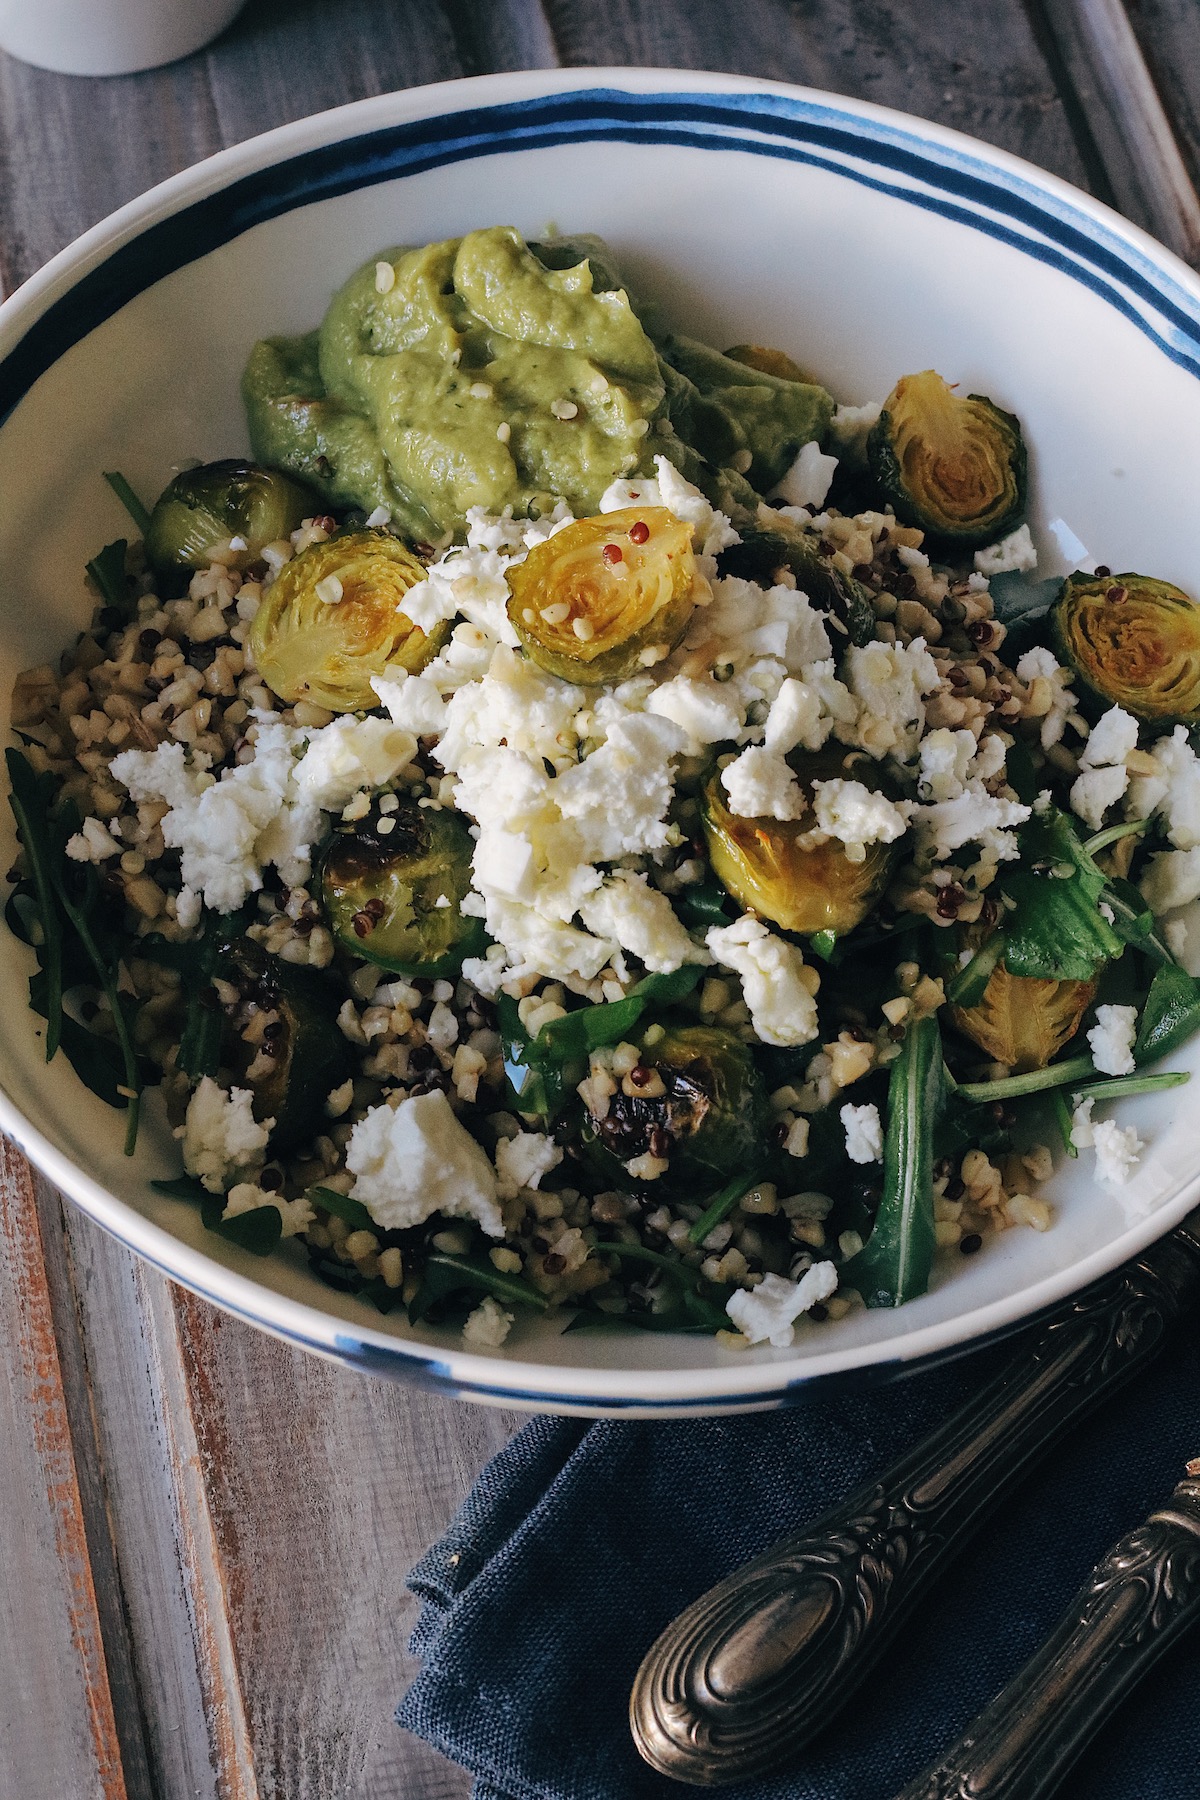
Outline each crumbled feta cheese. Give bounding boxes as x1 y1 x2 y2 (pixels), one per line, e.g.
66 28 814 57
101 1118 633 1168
553 714 685 861
706 916 819 1047
841 1101 883 1164
1082 706 1139 770
915 784 1030 862
1070 705 1138 828
844 637 940 758
973 523 1037 575
346 1089 503 1235
65 816 122 862
725 1262 839 1347
373 670 451 737
495 1131 563 1200
1087 1003 1137 1076
827 400 882 466
462 1295 515 1349
181 1078 272 1194
1127 725 1200 851
773 440 839 510
811 779 910 856
1069 1095 1144 1186
427 1001 460 1053
721 745 807 821
1070 765 1129 831
916 727 979 804
646 676 744 751
291 717 416 812
222 1181 314 1238
1141 847 1200 915
577 870 709 974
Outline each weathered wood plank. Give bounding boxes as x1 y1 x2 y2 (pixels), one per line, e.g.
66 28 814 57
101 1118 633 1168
540 0 1096 189
1125 0 1200 221
0 1142 129 1800
1037 0 1200 262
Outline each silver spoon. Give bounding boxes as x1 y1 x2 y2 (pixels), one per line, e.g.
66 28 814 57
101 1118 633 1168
630 1205 1200 1786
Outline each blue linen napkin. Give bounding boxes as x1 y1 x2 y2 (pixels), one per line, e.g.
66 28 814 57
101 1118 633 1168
398 1326 1200 1800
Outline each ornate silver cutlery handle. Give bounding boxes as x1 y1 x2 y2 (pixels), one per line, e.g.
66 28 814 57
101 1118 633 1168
893 1474 1200 1800
630 1213 1200 1786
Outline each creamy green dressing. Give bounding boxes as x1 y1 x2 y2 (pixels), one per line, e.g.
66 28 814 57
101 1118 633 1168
243 225 833 541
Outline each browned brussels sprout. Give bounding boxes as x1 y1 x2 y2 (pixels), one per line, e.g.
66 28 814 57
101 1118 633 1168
506 507 697 684
318 799 484 977
145 460 317 575
716 519 876 646
1051 571 1200 728
249 529 447 713
701 748 902 937
579 1024 767 1195
217 940 355 1153
949 960 1096 1073
867 370 1026 548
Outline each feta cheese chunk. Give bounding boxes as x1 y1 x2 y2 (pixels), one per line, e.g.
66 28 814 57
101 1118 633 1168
346 1089 503 1235
291 716 416 812
577 869 708 974
773 440 839 510
721 745 807 821
841 1101 883 1164
706 916 819 1047
65 816 122 863
181 1078 272 1195
494 1131 563 1201
1128 725 1200 851
222 1181 314 1238
1070 705 1138 828
1141 846 1200 915
1069 1096 1144 1186
725 1262 839 1347
811 779 910 857
1087 1004 1138 1077
844 637 940 758
462 1295 515 1349
973 523 1037 575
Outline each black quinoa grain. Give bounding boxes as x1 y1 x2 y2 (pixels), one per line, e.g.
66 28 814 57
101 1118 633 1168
960 1233 983 1255
808 1302 829 1323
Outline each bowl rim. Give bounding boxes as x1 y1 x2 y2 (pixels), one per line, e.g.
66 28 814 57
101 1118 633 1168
3 65 1200 1415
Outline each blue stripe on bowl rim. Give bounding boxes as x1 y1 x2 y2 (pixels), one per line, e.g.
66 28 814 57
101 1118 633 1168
3 84 1200 433
5 78 1199 1412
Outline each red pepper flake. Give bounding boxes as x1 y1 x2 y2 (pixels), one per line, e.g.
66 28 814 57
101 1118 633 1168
602 543 624 566
628 520 650 544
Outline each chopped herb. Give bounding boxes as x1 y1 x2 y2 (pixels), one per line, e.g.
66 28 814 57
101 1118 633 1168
103 470 152 535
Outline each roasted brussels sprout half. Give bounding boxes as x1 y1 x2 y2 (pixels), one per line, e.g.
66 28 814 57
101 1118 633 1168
867 370 1026 548
506 507 697 684
579 1024 767 1196
145 460 317 577
217 940 355 1153
949 960 1096 1072
1051 571 1200 728
250 529 447 713
717 520 876 647
701 748 902 937
318 800 484 977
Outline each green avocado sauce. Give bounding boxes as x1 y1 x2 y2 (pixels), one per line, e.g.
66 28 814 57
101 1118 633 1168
242 225 833 542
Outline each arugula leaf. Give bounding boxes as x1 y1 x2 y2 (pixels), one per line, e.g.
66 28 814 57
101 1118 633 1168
501 965 704 1120
593 1239 733 1333
407 1251 550 1325
84 539 133 618
307 1184 374 1234
151 1174 210 1201
103 471 151 535
844 1012 945 1308
676 875 733 930
152 1172 283 1255
998 807 1125 982
1135 961 1200 1064
945 931 1006 1009
687 1168 767 1246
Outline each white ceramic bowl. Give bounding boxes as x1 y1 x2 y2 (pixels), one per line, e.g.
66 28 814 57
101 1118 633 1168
3 69 1200 1416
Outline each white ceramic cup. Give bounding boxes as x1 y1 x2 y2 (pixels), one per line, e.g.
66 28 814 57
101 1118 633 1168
0 0 246 76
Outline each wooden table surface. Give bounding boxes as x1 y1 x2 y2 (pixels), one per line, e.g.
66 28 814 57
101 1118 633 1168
1 3 1199 1795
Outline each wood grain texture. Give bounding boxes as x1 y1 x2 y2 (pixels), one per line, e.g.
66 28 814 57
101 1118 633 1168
0 1142 128 1800
1 2 1197 1796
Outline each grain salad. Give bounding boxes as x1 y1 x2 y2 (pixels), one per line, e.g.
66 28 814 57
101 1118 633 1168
8 226 1200 1351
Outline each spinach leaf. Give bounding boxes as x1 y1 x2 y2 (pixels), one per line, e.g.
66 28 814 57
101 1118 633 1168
676 875 733 930
407 1251 549 1325
998 807 1125 982
307 1184 374 1234
844 1012 945 1308
84 539 133 618
1135 961 1200 1064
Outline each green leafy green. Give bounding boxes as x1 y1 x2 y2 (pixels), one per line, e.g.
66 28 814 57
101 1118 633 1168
687 1168 767 1246
103 471 152 535
307 1184 374 1234
6 752 63 1060
946 932 1006 1009
152 1171 282 1255
592 1239 733 1333
1070 1070 1189 1103
501 965 704 1120
407 1251 549 1325
1134 961 1200 1064
84 539 133 618
997 808 1125 982
955 1055 1094 1102
676 875 734 930
1051 1088 1078 1158
844 1013 945 1308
